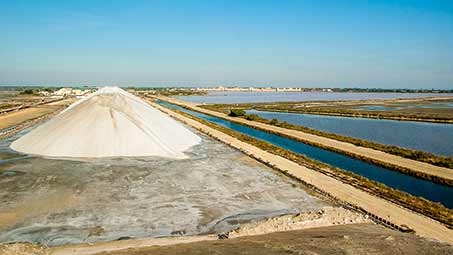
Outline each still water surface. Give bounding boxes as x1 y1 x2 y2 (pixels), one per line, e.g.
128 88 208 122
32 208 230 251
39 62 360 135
178 91 453 104
246 109 453 156
158 100 453 208
357 102 453 111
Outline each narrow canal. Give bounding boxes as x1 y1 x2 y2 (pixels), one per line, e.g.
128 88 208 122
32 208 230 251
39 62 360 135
158 100 453 208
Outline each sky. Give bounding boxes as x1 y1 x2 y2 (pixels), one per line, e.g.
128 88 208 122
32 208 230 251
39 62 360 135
0 0 452 88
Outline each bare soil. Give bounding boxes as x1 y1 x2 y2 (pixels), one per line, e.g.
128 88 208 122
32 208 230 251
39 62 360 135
92 223 453 255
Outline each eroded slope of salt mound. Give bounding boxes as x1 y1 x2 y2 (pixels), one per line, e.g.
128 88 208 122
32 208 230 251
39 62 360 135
10 87 201 159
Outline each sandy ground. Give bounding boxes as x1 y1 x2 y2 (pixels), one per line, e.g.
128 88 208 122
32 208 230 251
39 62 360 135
90 223 453 255
150 100 453 243
3 223 450 255
162 97 453 182
226 207 369 238
0 107 59 130
11 207 366 255
0 98 74 131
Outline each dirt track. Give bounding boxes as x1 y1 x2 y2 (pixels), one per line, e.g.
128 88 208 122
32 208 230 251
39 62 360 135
161 97 453 182
150 100 453 243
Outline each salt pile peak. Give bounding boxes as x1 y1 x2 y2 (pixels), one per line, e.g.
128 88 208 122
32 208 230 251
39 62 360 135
10 87 201 159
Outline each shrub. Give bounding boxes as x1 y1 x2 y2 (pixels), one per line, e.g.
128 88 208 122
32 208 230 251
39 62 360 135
20 89 34 95
270 118 280 125
246 114 260 121
229 109 246 117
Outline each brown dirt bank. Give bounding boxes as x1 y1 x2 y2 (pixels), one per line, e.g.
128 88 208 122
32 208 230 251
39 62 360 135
0 98 74 130
0 107 57 130
2 224 451 255
0 98 75 140
93 224 453 255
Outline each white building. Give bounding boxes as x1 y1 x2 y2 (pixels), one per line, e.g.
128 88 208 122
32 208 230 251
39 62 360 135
38 91 51 96
53 88 73 96
52 88 92 98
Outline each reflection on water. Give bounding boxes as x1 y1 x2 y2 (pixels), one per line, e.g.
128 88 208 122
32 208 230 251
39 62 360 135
177 91 453 104
246 109 453 156
356 102 453 111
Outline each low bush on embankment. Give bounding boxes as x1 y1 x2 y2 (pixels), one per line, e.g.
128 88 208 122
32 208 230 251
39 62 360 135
159 103 453 228
201 104 453 170
228 109 246 117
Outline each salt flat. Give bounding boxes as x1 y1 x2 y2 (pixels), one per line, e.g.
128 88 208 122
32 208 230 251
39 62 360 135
0 131 328 246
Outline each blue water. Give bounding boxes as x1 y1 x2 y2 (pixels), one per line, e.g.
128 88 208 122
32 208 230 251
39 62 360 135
158 100 453 209
245 110 453 156
178 91 453 104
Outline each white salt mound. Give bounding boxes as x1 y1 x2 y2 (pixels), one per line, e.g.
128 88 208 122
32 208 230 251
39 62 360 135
10 87 201 159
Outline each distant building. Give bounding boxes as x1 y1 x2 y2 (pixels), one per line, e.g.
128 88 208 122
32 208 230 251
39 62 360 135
193 86 308 92
53 88 73 96
52 87 91 98
38 91 51 96
276 87 303 92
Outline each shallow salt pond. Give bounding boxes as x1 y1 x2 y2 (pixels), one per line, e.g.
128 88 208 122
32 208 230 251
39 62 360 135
246 109 453 156
177 91 453 104
0 128 328 246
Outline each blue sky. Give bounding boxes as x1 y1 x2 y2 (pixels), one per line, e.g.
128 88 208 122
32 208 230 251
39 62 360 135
1 0 452 88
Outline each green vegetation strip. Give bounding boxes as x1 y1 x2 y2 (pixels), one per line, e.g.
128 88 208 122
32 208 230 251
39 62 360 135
202 104 453 170
157 102 453 228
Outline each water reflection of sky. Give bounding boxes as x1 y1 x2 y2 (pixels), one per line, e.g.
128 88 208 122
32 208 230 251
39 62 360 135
247 109 453 156
178 92 453 104
357 102 453 111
